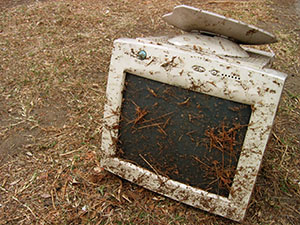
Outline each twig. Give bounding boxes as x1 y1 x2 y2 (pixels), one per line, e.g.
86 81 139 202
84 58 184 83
197 216 215 221
177 97 190 106
192 156 210 168
12 196 37 219
137 123 163 130
206 0 251 4
60 146 85 156
157 125 167 136
51 189 57 210
285 204 300 216
127 100 148 125
280 145 289 167
62 179 69 200
272 131 285 146
147 87 157 97
163 117 171 129
0 186 8 193
140 112 174 124
17 171 37 194
139 154 160 176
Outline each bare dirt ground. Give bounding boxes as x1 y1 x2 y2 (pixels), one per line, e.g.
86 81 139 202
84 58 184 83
0 0 299 224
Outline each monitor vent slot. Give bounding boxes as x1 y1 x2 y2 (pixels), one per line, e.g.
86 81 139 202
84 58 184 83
221 73 240 81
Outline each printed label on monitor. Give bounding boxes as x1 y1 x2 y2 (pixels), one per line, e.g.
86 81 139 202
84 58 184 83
117 73 252 197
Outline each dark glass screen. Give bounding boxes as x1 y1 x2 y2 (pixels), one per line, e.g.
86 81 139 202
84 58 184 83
117 73 251 197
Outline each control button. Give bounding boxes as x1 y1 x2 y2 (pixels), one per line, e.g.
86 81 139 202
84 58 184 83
210 69 219 76
192 65 206 73
137 50 147 60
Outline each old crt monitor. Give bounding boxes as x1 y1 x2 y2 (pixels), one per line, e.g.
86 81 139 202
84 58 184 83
100 5 287 222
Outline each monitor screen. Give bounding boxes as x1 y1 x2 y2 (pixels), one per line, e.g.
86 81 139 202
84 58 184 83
117 73 252 197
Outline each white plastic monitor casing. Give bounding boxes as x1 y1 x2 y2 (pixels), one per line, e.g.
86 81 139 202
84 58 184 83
100 36 287 222
162 5 277 45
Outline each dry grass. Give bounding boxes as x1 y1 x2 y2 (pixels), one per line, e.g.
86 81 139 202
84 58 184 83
0 0 299 224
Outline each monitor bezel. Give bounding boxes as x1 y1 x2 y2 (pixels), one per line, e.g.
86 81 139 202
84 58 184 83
101 38 286 221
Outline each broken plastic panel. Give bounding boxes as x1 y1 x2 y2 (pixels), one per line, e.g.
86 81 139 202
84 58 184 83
163 5 277 45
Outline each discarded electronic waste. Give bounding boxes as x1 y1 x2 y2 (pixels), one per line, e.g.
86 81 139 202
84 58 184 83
100 5 287 222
